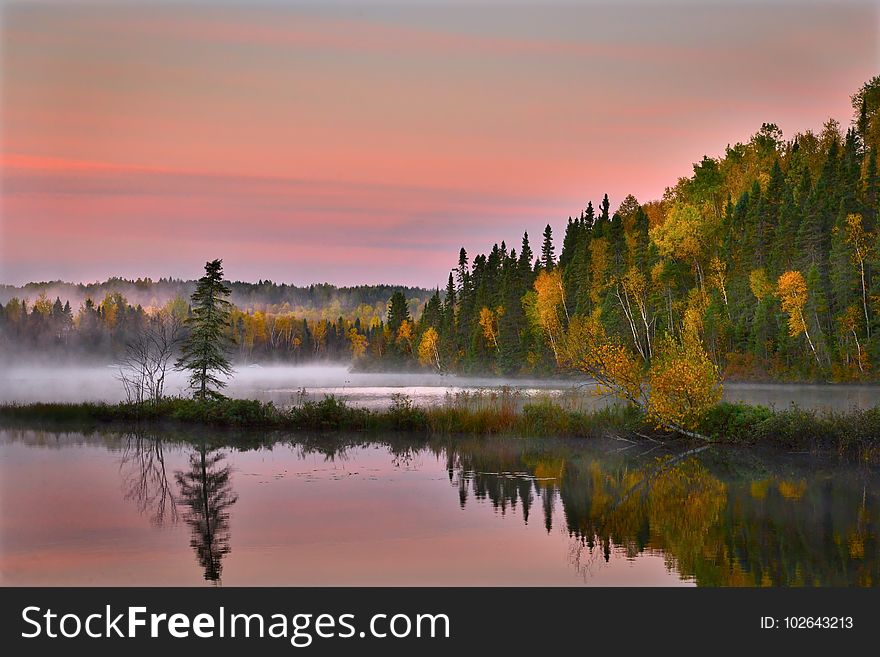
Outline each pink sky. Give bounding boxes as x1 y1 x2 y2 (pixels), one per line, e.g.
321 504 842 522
1 1 877 287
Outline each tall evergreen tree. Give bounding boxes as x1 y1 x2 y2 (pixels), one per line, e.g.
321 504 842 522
540 224 556 270
386 290 411 333
176 259 234 400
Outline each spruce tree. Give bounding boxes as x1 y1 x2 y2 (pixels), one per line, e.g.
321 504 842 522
540 224 555 270
176 259 234 400
386 290 411 333
518 231 534 279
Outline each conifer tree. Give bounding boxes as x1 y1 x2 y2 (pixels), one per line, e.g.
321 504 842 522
386 290 411 333
176 259 234 400
540 224 555 271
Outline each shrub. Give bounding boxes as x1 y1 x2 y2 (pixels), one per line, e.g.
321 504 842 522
287 395 370 431
700 402 774 442
385 394 428 431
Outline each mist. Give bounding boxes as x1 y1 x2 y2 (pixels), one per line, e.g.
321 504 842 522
3 362 878 412
0 363 591 409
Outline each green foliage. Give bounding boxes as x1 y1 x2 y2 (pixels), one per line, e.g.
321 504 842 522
286 395 371 431
2 396 880 461
176 259 235 399
3 78 880 382
385 394 428 431
700 402 774 442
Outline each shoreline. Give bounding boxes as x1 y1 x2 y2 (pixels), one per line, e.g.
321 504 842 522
2 396 879 463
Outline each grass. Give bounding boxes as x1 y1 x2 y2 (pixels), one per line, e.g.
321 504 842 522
0 392 641 438
2 394 880 461
697 401 880 462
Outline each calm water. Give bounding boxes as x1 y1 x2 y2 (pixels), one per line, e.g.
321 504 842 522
1 426 877 586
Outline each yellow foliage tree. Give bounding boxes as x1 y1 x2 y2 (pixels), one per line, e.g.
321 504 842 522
396 319 414 354
841 213 873 338
563 314 722 436
533 269 568 364
777 270 820 365
312 321 327 355
563 315 646 407
837 305 868 374
32 292 53 318
617 266 652 360
708 256 730 317
100 292 127 329
347 328 368 360
418 327 441 371
748 268 775 301
252 311 268 349
649 201 717 289
478 306 502 349
646 335 722 432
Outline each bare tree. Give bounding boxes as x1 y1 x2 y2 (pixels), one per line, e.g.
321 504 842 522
118 311 184 404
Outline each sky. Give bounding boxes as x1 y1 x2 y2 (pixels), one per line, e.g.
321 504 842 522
1 1 877 288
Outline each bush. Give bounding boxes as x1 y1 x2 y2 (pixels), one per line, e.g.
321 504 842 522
700 402 774 442
287 395 370 431
385 394 428 431
522 399 571 435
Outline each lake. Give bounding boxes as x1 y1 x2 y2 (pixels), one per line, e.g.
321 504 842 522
2 363 878 411
1 426 877 586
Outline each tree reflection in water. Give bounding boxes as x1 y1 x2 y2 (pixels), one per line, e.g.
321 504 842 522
174 443 238 583
111 428 879 586
440 437 880 586
120 432 177 526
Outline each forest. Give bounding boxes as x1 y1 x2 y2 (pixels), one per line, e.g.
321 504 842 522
3 76 880 384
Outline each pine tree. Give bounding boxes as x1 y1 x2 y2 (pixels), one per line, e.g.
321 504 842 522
176 259 235 400
559 217 579 270
518 232 534 281
540 224 555 270
386 290 410 333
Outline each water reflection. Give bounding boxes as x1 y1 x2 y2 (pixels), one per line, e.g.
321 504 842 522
174 444 238 583
440 437 878 586
1 427 877 586
119 434 238 582
120 433 177 526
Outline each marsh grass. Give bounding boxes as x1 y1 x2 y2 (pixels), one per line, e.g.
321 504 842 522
2 395 879 460
0 390 637 439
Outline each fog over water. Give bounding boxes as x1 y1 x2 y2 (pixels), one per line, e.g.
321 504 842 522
1 364 877 411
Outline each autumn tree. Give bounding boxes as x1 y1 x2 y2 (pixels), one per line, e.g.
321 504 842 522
646 334 722 432
478 306 501 350
562 315 720 436
396 319 415 355
418 326 442 371
837 305 867 374
777 270 820 365
650 201 718 290
841 213 872 337
531 269 568 364
347 328 368 360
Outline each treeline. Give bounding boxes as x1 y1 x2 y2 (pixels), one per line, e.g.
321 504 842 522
4 77 880 381
365 76 880 381
0 291 417 364
0 283 430 363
